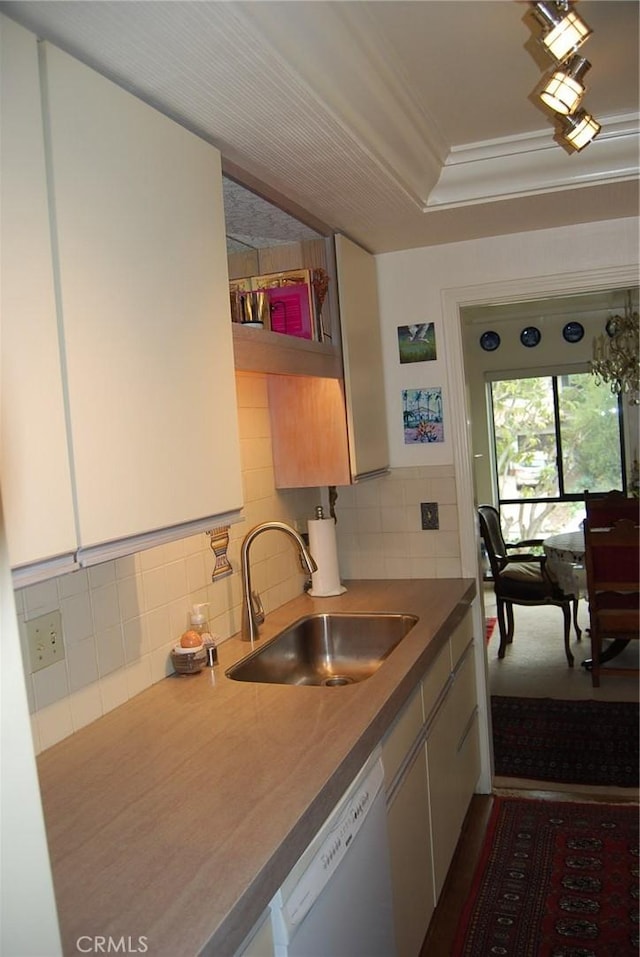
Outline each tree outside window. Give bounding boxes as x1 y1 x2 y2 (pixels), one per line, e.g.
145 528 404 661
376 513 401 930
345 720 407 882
490 373 624 541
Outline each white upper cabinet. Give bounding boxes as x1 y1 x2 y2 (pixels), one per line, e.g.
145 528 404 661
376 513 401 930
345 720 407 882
40 43 242 553
334 234 390 481
0 18 77 576
1 21 242 579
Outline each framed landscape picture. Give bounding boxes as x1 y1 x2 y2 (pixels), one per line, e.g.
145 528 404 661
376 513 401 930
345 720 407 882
397 323 437 363
402 387 444 444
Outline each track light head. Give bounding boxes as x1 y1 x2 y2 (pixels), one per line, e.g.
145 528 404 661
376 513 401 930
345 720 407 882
559 109 601 151
531 2 593 62
539 55 591 115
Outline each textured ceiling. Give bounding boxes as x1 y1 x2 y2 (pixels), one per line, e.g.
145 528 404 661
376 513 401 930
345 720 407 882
1 0 638 253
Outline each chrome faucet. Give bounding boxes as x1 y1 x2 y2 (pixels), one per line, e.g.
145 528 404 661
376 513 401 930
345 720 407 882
240 521 317 642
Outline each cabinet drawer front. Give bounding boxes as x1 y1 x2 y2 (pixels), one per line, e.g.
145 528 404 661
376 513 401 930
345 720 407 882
381 685 423 789
450 610 473 668
458 708 481 796
421 643 451 720
453 647 477 725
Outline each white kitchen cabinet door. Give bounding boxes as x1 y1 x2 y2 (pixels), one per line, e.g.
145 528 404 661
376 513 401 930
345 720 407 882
41 43 242 550
334 234 389 481
386 746 434 957
0 18 77 577
426 648 479 898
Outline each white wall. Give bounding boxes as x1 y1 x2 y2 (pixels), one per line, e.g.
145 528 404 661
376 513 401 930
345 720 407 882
377 217 640 471
375 216 640 577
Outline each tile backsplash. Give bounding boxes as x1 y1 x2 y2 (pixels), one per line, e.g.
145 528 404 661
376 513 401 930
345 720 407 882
334 465 460 580
16 372 461 754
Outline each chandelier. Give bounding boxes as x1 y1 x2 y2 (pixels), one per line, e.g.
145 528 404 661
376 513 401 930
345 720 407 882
591 293 640 405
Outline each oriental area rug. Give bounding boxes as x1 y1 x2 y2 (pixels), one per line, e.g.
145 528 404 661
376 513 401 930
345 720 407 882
452 796 640 957
491 696 640 788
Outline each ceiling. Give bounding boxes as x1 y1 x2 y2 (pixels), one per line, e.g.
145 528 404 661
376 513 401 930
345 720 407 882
1 0 638 253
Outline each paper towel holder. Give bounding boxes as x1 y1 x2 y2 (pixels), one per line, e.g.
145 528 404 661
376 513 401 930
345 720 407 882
307 505 346 597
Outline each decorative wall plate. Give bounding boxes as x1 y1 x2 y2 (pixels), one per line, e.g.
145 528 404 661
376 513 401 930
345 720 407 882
562 321 584 343
480 330 501 352
520 326 541 347
605 316 619 337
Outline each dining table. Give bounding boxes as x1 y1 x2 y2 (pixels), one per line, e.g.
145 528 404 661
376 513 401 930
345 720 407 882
542 529 587 598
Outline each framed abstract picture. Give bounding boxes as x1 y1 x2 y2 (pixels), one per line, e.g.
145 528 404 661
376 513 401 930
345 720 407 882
402 388 444 444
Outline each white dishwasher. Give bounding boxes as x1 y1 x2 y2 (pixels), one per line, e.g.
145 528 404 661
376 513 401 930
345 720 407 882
269 749 397 957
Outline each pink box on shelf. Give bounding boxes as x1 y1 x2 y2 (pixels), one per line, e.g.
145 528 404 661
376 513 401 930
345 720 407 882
265 284 313 339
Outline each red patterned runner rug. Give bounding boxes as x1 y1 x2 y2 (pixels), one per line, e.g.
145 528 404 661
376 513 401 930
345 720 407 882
485 616 497 643
452 796 639 957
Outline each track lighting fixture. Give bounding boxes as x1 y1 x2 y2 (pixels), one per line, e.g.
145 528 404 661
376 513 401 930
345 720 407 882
539 55 590 115
527 1 600 152
558 109 602 151
531 1 592 62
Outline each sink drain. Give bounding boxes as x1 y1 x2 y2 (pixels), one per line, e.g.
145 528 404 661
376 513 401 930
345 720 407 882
322 675 356 687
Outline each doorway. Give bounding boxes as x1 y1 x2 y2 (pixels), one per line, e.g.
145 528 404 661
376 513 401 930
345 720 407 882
437 271 639 792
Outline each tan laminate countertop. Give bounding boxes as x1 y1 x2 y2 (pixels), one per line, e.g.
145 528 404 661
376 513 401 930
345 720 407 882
37 578 476 957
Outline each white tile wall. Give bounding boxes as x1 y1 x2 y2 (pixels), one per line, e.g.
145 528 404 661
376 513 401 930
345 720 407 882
334 465 461 580
16 379 463 754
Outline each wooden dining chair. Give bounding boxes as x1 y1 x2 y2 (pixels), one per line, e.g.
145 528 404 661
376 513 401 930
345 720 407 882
477 505 581 666
584 489 640 526
583 496 640 688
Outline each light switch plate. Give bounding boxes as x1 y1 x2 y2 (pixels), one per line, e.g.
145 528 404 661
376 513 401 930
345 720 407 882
421 502 439 530
26 611 65 673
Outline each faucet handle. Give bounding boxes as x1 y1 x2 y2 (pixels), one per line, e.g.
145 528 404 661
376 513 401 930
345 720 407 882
251 590 265 625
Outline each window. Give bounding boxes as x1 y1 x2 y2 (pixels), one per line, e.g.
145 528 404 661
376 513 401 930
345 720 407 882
490 372 626 541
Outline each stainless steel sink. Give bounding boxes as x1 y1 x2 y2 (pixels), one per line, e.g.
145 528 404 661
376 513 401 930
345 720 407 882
226 612 418 687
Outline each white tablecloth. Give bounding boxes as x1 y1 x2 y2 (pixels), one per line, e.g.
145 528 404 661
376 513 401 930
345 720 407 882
543 530 587 598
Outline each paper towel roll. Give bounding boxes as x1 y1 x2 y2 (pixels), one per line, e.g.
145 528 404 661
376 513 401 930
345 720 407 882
307 518 346 597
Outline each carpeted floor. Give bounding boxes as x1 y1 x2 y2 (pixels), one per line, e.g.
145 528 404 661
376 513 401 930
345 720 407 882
485 590 640 703
452 796 640 957
492 695 640 788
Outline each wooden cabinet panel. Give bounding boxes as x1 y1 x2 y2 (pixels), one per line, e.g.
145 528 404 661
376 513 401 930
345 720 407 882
267 375 351 488
0 18 77 574
42 43 241 548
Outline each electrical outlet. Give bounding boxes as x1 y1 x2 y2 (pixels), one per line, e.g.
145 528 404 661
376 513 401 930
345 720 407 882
26 611 65 673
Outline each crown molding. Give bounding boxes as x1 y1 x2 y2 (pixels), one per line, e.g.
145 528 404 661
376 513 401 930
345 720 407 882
427 113 639 210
